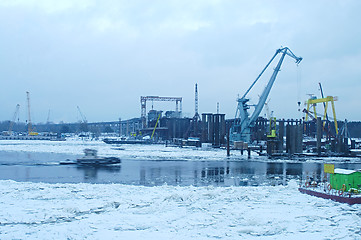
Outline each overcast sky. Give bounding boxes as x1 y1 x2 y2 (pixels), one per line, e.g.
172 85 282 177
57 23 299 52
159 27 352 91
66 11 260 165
0 0 360 123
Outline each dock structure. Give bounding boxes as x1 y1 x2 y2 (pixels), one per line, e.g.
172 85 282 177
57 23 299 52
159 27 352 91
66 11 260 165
245 116 356 157
201 113 226 147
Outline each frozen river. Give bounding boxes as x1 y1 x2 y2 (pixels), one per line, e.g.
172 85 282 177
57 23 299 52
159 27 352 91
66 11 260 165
1 140 361 239
1 141 361 186
0 150 307 186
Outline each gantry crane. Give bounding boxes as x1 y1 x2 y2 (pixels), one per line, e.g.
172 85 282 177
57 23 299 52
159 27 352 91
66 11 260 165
231 47 302 143
140 96 182 128
304 95 338 135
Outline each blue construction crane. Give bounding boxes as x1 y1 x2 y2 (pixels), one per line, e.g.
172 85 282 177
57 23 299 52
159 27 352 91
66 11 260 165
230 47 302 143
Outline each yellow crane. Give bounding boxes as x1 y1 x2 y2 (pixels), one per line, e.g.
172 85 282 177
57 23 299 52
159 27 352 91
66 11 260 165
151 113 161 139
304 96 338 135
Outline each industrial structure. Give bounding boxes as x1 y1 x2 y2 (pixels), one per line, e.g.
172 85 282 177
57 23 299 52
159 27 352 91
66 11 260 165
2 49 360 157
77 106 88 132
5 104 20 135
304 95 338 135
26 91 38 136
231 47 302 143
141 96 182 128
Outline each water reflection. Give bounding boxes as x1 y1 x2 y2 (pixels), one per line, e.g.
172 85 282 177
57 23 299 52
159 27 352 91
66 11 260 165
128 161 361 187
133 162 289 186
76 165 121 181
1 151 361 186
201 167 226 183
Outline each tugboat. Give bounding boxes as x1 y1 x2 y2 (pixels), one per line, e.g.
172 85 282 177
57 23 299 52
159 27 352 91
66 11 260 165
299 164 361 205
76 149 121 165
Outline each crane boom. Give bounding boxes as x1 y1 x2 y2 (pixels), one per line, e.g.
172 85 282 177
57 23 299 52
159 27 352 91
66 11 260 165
231 47 302 143
77 106 87 123
26 91 38 135
8 104 20 134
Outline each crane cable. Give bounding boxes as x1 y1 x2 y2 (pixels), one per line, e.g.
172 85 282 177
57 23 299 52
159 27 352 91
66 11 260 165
296 64 302 112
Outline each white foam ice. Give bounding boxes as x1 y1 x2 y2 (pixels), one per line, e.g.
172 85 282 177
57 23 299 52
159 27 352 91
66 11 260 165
1 139 359 163
0 139 259 162
1 180 361 239
0 139 360 163
1 140 361 238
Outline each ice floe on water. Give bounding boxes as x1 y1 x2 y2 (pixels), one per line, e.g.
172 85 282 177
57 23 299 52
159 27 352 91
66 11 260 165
1 140 361 239
1 139 359 163
0 139 258 162
1 180 361 239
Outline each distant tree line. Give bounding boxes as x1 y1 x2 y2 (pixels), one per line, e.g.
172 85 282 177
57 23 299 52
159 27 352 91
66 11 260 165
0 121 27 133
0 121 116 135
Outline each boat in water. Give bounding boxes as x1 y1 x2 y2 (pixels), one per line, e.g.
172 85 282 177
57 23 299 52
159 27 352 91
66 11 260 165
77 149 121 165
74 149 121 165
299 164 361 205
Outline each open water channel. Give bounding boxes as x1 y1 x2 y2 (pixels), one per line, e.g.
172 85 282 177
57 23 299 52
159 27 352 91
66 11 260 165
1 151 361 186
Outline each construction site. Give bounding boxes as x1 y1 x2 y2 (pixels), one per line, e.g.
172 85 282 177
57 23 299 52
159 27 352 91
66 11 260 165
1 47 360 158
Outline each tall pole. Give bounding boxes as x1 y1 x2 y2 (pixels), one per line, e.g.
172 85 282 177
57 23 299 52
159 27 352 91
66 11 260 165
26 91 32 134
227 125 230 156
317 117 322 156
194 83 200 135
119 118 122 137
195 83 199 117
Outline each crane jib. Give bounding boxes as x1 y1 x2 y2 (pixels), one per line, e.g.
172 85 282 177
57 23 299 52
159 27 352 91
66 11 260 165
231 47 302 143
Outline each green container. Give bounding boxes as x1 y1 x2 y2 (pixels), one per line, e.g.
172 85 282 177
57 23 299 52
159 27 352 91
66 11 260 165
330 169 361 191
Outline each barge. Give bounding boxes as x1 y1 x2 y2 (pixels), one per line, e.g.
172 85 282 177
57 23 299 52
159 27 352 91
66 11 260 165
298 185 361 205
299 165 361 205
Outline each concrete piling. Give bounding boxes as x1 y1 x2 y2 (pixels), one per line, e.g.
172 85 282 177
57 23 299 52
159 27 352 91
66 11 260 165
213 114 220 146
317 117 322 156
226 126 230 156
285 121 303 155
278 120 284 151
201 113 226 147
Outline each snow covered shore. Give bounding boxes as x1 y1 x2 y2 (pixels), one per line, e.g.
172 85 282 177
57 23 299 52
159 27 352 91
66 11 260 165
0 139 258 162
1 139 359 163
1 180 360 239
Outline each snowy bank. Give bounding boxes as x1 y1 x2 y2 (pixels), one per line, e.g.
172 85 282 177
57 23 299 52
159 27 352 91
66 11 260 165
0 139 260 162
1 180 360 239
1 139 358 163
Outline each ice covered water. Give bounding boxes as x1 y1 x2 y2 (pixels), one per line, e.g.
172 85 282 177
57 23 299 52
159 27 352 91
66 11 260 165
1 179 361 239
1 140 360 186
1 140 361 239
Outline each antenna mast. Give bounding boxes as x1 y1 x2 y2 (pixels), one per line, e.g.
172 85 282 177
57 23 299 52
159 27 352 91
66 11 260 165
194 83 200 120
26 91 32 134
